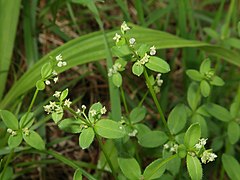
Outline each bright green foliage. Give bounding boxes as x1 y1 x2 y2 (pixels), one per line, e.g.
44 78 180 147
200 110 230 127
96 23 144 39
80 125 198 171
0 110 18 130
184 123 201 148
145 56 170 73
118 157 142 179
19 112 34 128
8 131 22 148
227 121 240 144
222 154 240 180
73 169 82 180
205 103 232 122
36 80 45 90
58 118 82 133
94 119 125 139
138 130 168 148
41 63 52 79
23 130 45 150
60 88 69 102
177 144 187 158
112 72 122 87
187 83 201 111
79 127 95 149
167 104 187 135
129 106 146 123
143 158 168 180
187 155 203 180
132 62 144 76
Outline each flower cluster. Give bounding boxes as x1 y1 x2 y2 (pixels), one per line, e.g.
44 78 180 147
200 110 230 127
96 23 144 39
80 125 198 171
7 128 17 136
164 142 179 153
153 73 163 93
192 138 217 164
108 63 122 77
56 54 67 68
43 101 63 114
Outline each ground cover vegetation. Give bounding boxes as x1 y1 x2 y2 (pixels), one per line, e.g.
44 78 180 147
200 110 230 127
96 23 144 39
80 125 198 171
0 0 240 179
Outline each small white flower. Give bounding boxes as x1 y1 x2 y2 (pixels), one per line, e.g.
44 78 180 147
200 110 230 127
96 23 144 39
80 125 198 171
157 79 163 87
11 131 17 136
53 77 58 83
140 53 150 64
57 61 63 67
49 101 56 108
53 91 61 98
170 144 178 153
121 21 130 33
89 109 97 117
195 138 208 149
45 80 51 85
201 150 217 164
81 105 86 111
113 33 121 42
156 73 162 80
108 68 113 77
43 104 52 114
56 54 63 61
150 46 156 55
62 61 67 66
52 70 58 76
164 144 169 149
64 99 72 107
128 129 138 137
23 128 30 136
101 106 107 114
129 38 136 45
7 128 13 134
76 108 81 115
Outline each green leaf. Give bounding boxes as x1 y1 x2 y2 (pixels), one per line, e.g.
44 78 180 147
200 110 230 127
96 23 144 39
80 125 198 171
138 131 168 148
19 112 34 128
145 56 170 73
112 72 122 87
167 104 187 135
60 88 68 101
205 103 232 122
52 112 63 124
8 131 22 148
88 102 103 122
203 28 220 40
118 158 141 180
94 119 125 139
187 155 203 180
41 62 52 79
200 80 210 97
187 82 201 111
230 102 240 118
36 80 45 90
143 158 167 180
111 45 131 58
186 70 203 81
222 154 240 180
23 130 45 150
73 169 82 180
200 58 211 74
132 62 144 76
227 121 240 144
0 110 18 130
134 123 151 138
210 76 224 86
177 144 187 158
79 127 95 149
58 118 82 133
130 106 146 123
184 123 201 148
136 44 150 57
238 21 240 37
191 114 208 138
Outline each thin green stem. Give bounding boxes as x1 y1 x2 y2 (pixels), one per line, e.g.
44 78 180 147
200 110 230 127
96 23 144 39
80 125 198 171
120 86 129 114
138 90 149 107
1 149 14 178
94 130 118 180
143 69 173 138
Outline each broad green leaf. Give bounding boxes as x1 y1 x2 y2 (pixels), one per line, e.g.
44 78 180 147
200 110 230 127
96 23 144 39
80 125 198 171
79 127 95 149
143 158 168 180
111 45 131 58
134 123 151 138
60 88 68 101
88 102 103 122
230 102 240 118
52 112 63 124
227 121 240 144
205 103 232 122
115 58 127 70
163 150 181 176
187 155 202 180
118 158 141 179
145 56 170 73
73 169 82 180
224 38 240 49
184 123 201 148
187 82 201 111
196 105 210 117
132 62 144 76
36 80 45 90
200 58 211 74
112 72 122 87
186 70 203 81
203 28 220 40
130 106 146 123
191 114 208 138
167 104 187 134
41 62 52 79
210 76 224 86
8 131 22 148
23 130 45 150
58 118 82 133
19 112 34 128
200 80 210 97
136 44 150 57
138 131 168 148
211 136 224 151
0 110 18 130
94 119 125 139
222 154 240 180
